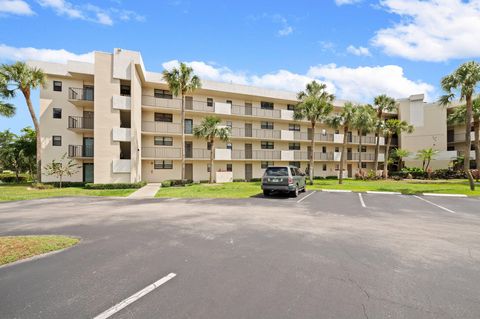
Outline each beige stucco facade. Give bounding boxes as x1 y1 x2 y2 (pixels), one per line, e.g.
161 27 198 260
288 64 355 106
37 48 474 184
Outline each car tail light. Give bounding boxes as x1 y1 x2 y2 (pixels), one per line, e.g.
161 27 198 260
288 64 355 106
288 177 293 184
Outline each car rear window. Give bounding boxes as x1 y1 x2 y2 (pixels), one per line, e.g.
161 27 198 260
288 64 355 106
265 167 289 176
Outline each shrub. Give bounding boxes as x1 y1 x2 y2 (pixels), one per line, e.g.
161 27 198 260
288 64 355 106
431 169 466 179
199 180 209 184
84 181 147 189
0 173 28 183
233 179 246 182
45 182 86 188
250 178 262 182
472 169 480 180
31 182 54 189
400 167 426 179
313 176 325 180
161 180 172 188
325 175 338 180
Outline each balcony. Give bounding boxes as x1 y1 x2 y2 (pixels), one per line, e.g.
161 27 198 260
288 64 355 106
112 95 131 110
142 121 182 134
68 87 94 107
231 105 281 119
68 116 93 132
68 145 93 159
349 153 376 161
112 127 131 142
449 132 475 143
232 149 281 160
112 159 131 173
215 148 231 160
142 147 181 159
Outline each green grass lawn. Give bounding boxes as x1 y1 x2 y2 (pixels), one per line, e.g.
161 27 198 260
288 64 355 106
155 179 480 198
0 184 137 202
0 235 79 265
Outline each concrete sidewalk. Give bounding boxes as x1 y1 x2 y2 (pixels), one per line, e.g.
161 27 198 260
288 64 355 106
127 183 161 199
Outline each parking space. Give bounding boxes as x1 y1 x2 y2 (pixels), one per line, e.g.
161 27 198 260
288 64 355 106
1 194 480 318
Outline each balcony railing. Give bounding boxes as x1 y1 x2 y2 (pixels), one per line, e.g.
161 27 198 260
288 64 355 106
142 147 181 159
69 87 94 101
231 128 281 139
142 121 182 134
68 145 93 158
68 116 93 130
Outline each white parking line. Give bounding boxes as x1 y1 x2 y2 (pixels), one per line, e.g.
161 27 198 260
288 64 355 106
422 193 467 197
321 189 352 193
358 193 366 208
93 273 177 319
413 195 456 214
297 191 316 203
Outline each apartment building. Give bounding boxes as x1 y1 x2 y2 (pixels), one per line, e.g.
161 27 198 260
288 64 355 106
31 48 398 184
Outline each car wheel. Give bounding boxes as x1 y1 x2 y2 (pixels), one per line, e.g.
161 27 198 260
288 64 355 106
263 190 270 196
291 186 299 197
301 186 306 192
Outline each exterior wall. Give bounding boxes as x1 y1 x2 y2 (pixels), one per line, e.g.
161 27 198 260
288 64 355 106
130 62 142 182
93 52 129 183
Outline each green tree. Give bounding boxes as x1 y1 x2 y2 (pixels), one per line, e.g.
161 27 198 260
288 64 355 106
0 62 46 182
382 119 414 179
43 153 80 188
162 62 201 181
326 102 358 184
373 94 397 172
16 127 36 179
439 61 480 190
0 74 15 117
193 116 231 183
294 81 334 185
0 131 30 182
416 148 439 171
352 104 376 174
394 148 411 170
447 96 480 171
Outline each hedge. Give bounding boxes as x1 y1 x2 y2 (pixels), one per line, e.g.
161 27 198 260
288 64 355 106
84 181 147 189
0 173 28 183
44 182 86 188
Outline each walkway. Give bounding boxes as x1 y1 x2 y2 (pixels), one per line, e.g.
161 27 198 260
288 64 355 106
127 183 161 199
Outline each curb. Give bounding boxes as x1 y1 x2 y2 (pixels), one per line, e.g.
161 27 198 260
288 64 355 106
366 191 401 195
321 189 352 193
422 193 468 197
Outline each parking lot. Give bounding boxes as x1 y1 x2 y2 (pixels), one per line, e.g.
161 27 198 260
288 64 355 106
1 192 480 319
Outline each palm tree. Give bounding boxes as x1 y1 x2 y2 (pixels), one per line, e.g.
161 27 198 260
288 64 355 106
394 148 411 171
326 102 358 184
193 116 231 183
352 104 376 174
382 119 414 179
294 81 334 185
162 62 201 181
439 61 480 190
373 94 397 172
0 62 46 182
416 148 439 171
447 96 480 171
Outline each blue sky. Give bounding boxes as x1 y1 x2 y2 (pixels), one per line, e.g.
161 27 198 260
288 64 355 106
1 0 480 133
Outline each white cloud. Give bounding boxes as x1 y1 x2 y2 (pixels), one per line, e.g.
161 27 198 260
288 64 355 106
249 13 294 37
162 60 434 102
278 25 293 37
0 44 94 63
372 0 480 61
347 45 371 56
36 0 144 25
335 0 362 5
0 0 35 16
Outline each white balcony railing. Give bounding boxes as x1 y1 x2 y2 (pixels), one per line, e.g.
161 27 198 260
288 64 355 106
112 95 131 110
112 127 131 142
112 159 131 173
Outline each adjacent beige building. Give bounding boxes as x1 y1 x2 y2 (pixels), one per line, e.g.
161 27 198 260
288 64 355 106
30 48 471 184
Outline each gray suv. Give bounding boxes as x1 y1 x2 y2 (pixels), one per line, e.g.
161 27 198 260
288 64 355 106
261 166 306 197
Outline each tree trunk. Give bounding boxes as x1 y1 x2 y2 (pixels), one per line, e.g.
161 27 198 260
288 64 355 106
383 135 391 180
309 122 315 185
15 168 19 183
180 94 185 181
474 115 480 178
59 175 62 189
22 89 41 183
357 129 362 175
339 127 348 184
426 158 431 171
209 138 214 184
373 109 383 172
398 157 403 171
464 94 475 190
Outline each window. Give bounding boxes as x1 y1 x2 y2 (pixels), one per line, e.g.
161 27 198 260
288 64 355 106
154 113 173 122
52 136 62 146
289 124 300 131
287 104 295 111
154 89 173 99
53 81 62 92
289 161 300 168
289 143 300 150
361 162 367 169
154 160 173 169
322 146 327 153
335 164 339 171
261 121 274 129
207 164 211 172
207 98 213 107
261 101 274 110
226 143 232 150
322 164 327 171
52 108 62 119
185 119 193 134
335 130 339 134
265 167 288 176
226 164 232 172
447 145 455 151
261 141 274 149
226 100 233 105
154 136 173 146
261 161 274 169
361 146 367 152
335 147 339 152
226 121 232 128
207 142 212 150
120 85 131 96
